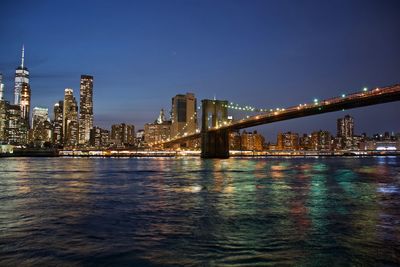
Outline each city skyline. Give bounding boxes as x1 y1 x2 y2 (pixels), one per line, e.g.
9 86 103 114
1 45 398 141
1 2 399 266
0 0 399 139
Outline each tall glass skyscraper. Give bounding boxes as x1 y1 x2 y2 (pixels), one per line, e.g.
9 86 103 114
0 73 4 100
78 75 93 145
171 93 197 138
14 45 31 127
14 45 30 105
53 101 64 146
63 88 78 147
20 83 31 126
337 115 354 138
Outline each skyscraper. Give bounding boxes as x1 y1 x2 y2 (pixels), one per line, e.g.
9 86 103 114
53 101 64 146
31 107 52 146
337 115 354 138
78 75 93 145
0 73 4 100
171 93 197 138
157 108 166 124
0 98 6 143
32 107 49 128
111 123 135 147
6 103 27 145
0 74 5 143
144 109 172 145
20 83 31 126
14 45 29 105
90 127 110 148
63 88 78 147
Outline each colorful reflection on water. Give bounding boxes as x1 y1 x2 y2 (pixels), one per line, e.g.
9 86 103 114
0 157 399 266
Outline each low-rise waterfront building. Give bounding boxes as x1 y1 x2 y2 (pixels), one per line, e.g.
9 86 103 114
311 130 332 151
277 131 299 150
90 126 110 148
111 123 135 148
241 130 265 151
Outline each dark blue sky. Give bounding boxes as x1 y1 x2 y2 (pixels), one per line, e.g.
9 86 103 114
1 0 399 140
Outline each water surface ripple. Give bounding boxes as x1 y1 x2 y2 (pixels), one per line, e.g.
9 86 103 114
0 157 399 266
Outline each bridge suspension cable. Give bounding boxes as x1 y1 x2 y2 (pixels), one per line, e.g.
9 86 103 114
152 85 399 145
174 111 200 138
149 111 200 147
223 102 272 112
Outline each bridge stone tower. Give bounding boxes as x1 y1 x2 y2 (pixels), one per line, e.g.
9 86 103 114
201 99 230 158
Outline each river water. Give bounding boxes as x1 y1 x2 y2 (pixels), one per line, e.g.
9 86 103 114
0 157 399 266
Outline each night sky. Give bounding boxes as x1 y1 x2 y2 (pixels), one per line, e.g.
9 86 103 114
1 0 399 140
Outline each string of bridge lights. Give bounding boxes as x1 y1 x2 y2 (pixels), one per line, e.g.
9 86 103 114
174 112 199 139
224 102 270 112
150 86 373 146
196 102 273 113
209 87 371 114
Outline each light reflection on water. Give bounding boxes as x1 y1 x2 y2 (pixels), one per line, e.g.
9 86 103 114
0 157 399 266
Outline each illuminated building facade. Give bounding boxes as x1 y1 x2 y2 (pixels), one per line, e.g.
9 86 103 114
337 115 354 149
90 126 110 148
31 107 52 146
311 130 332 151
6 103 27 145
360 140 400 151
63 88 78 147
229 130 241 150
0 73 4 101
0 99 6 143
299 134 312 150
0 75 6 143
78 75 93 145
157 108 166 124
337 115 354 138
135 129 145 148
144 110 172 145
52 101 64 146
20 83 31 126
144 122 171 144
14 46 31 127
111 123 135 147
241 130 265 151
277 132 299 150
171 93 197 138
14 45 29 106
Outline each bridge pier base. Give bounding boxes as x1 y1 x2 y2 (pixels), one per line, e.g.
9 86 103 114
201 129 230 158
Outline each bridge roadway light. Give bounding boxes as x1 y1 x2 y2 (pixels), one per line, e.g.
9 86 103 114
363 87 368 92
342 94 346 98
314 98 318 103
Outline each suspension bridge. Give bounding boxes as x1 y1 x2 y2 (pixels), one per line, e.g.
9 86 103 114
150 83 400 158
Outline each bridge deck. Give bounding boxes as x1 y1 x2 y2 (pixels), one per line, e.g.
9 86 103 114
156 84 400 146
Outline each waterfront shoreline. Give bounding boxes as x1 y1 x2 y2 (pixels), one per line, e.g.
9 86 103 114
1 150 400 158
